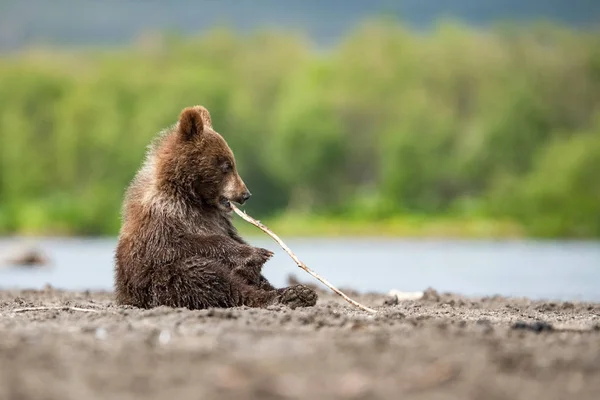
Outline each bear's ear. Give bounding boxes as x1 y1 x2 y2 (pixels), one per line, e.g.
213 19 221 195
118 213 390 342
178 106 212 140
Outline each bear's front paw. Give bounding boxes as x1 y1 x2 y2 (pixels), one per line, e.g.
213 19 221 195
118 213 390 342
278 284 318 309
252 247 274 264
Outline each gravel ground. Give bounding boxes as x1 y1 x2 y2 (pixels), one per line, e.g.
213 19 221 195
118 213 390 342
0 284 599 400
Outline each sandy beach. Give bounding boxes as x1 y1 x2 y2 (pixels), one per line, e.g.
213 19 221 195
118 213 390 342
0 284 598 400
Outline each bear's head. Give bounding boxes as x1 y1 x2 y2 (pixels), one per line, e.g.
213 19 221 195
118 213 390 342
155 105 251 212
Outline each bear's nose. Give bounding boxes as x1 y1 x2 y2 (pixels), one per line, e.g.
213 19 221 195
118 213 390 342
241 191 252 204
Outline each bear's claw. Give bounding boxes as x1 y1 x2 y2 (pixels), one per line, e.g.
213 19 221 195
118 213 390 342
279 284 318 309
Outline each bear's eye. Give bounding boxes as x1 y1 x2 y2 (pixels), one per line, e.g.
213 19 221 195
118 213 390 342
221 161 232 173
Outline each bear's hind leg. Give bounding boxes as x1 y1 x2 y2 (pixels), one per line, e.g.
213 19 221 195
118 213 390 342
238 284 317 309
276 284 318 309
150 258 318 310
150 258 282 310
150 259 241 309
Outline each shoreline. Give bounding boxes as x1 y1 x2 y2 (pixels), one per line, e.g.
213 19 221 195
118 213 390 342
0 215 529 240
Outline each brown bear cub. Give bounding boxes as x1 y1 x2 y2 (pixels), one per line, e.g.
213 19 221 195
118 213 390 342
114 105 318 310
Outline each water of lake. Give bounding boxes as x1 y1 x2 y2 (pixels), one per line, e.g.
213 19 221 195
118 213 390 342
1 237 599 302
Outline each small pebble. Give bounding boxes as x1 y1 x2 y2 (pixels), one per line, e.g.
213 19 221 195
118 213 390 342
158 330 172 345
95 327 108 340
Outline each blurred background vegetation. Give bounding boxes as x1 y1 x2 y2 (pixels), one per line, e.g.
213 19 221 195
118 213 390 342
0 1 599 239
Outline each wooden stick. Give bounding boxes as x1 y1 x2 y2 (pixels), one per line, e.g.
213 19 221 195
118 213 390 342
231 204 377 314
10 306 100 313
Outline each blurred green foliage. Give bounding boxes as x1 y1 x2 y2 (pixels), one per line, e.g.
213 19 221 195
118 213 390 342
0 20 599 238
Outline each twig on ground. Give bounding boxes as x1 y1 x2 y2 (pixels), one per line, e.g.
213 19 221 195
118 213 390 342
10 306 100 313
231 204 377 314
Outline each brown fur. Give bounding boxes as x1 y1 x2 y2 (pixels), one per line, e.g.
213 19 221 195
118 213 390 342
114 105 317 310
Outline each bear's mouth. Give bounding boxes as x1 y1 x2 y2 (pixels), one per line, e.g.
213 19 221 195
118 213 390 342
218 196 233 212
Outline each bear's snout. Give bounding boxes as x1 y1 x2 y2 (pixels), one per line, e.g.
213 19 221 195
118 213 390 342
222 172 252 207
241 190 251 202
236 190 251 205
